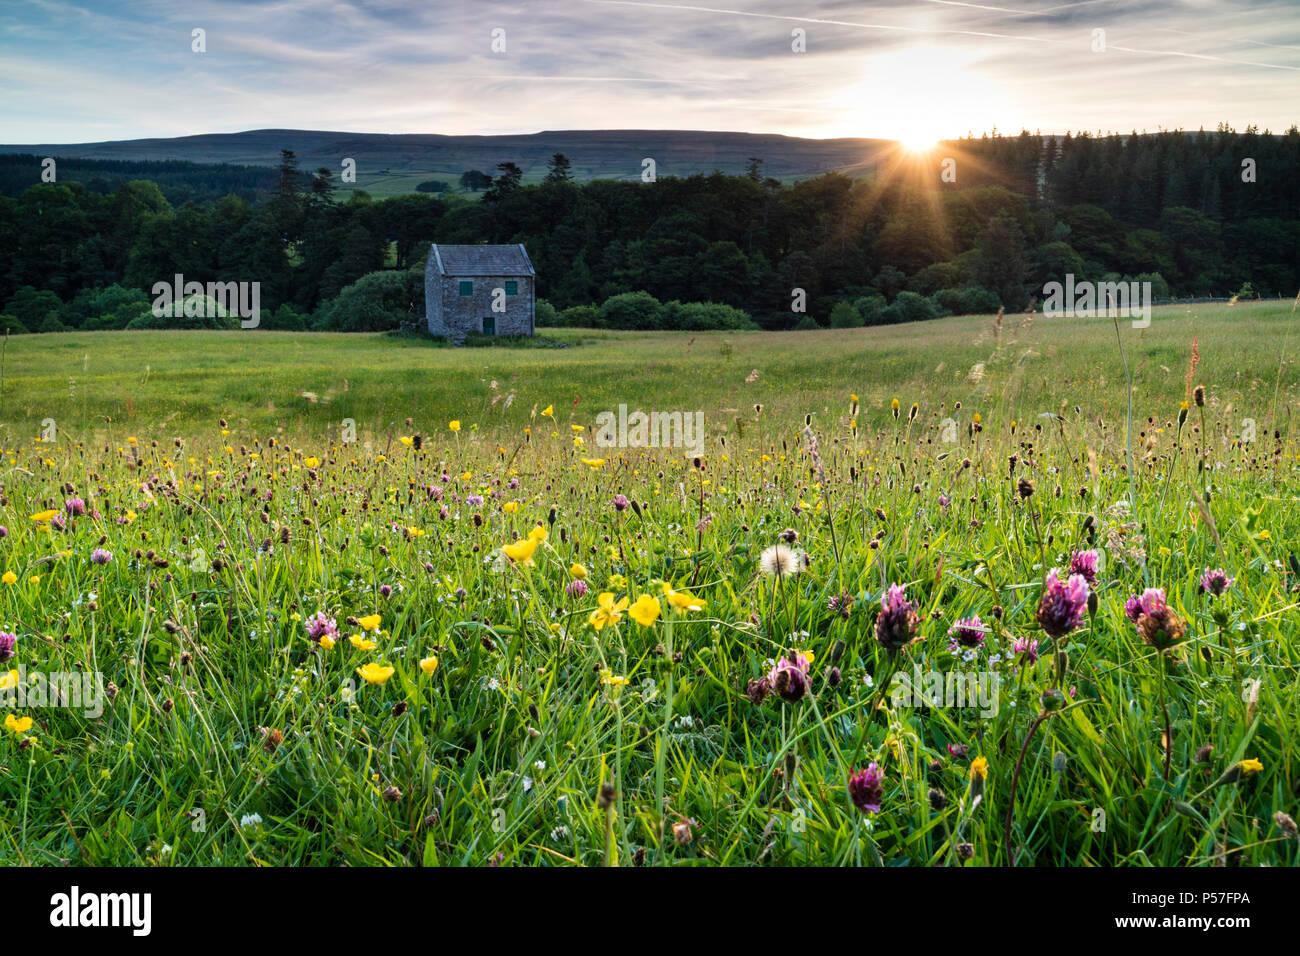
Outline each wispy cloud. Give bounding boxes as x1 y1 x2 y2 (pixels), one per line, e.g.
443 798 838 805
0 0 1296 143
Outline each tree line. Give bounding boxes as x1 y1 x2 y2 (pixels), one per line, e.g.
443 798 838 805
0 126 1295 335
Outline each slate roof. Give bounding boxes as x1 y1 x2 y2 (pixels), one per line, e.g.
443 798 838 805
430 243 534 277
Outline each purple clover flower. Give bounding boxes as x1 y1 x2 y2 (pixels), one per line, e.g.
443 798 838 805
1199 568 1234 597
1036 572 1089 638
848 763 885 815
1068 549 1100 585
874 583 920 653
947 615 987 652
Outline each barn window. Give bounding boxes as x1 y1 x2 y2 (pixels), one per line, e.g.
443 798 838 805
505 281 518 295
458 281 473 296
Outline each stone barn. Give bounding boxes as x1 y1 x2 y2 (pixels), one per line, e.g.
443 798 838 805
425 243 536 341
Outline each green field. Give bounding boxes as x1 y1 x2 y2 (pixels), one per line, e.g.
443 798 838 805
3 301 1296 442
0 302 1297 866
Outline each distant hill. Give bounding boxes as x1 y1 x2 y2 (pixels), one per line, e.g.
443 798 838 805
0 128 899 197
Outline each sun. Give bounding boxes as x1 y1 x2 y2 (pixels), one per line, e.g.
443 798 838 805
899 130 939 153
827 44 1008 145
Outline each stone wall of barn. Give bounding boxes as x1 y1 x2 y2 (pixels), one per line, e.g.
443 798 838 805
424 256 446 337
436 274 534 341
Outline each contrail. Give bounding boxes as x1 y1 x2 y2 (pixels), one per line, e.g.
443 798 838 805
579 0 1066 45
581 0 1300 71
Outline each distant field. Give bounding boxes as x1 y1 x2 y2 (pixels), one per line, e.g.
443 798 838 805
0 128 897 198
1 302 1295 445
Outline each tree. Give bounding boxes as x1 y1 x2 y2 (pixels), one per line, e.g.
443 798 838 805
828 301 863 327
483 163 522 203
975 212 1028 310
544 154 574 184
314 270 421 332
600 290 664 330
459 170 492 192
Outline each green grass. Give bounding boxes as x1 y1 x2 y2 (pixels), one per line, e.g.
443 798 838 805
0 301 1297 866
2 301 1296 442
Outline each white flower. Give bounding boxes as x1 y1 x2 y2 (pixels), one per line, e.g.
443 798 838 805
239 813 263 828
533 760 546 771
759 544 806 577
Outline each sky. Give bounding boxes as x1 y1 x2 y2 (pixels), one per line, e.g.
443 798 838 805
1 0 1298 144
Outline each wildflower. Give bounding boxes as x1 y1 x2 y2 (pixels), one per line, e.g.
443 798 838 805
874 584 920 653
449 420 461 432
628 594 661 626
318 633 336 651
1274 811 1298 840
527 525 548 542
1068 549 1100 585
581 458 605 468
759 543 805 578
502 501 519 514
29 510 58 524
65 497 86 516
356 662 395 685
745 677 772 705
1239 757 1263 775
349 635 378 651
1011 636 1040 667
1 572 16 585
502 537 539 566
1036 572 1089 638
90 548 113 565
569 563 588 579
970 755 988 780
848 763 885 814
768 651 812 702
947 615 987 651
4 714 33 734
599 668 629 687
420 656 439 676
356 614 382 632
1199 568 1235 597
612 494 630 512
567 579 589 598
589 592 629 631
239 813 263 828
663 585 706 612
379 584 392 598
304 611 338 644
541 405 554 418
0 632 15 661
827 591 854 618
1126 588 1187 650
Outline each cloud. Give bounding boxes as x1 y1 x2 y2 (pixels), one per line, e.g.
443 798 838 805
0 0 1295 142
